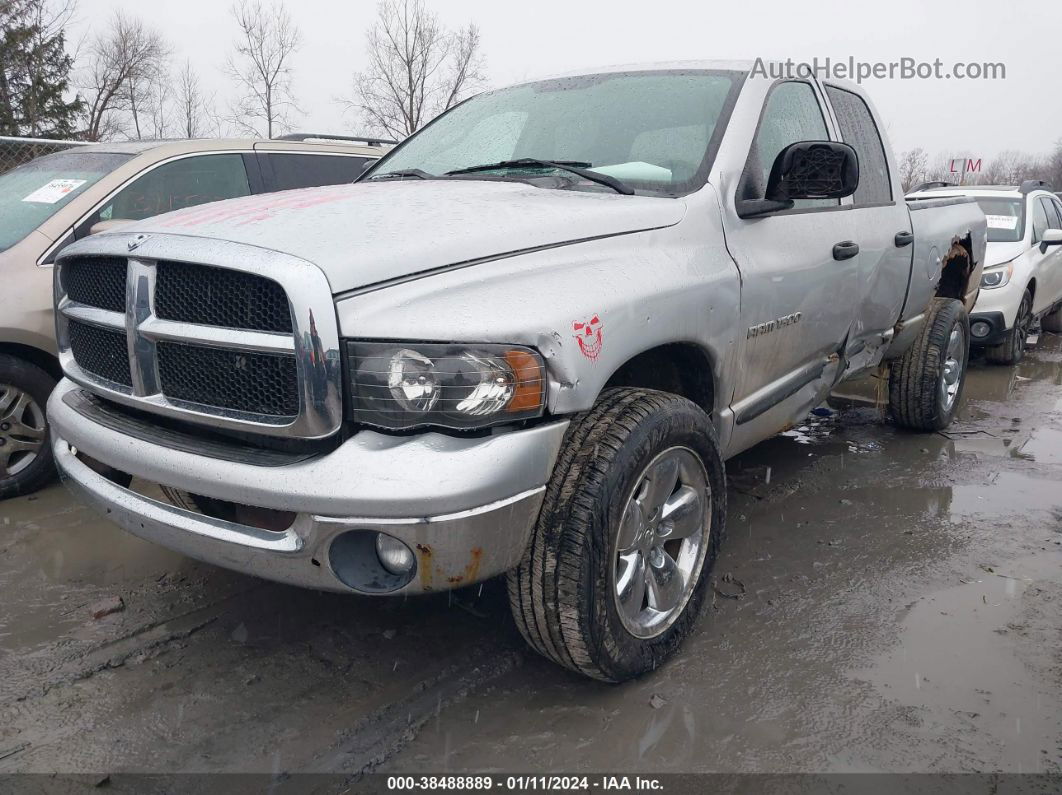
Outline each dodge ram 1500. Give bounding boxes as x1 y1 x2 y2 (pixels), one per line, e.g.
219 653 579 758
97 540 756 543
48 62 986 681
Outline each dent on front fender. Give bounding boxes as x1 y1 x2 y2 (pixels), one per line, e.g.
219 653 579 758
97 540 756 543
333 222 740 417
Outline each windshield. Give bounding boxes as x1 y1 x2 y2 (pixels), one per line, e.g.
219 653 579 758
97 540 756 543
976 197 1026 243
0 151 132 252
371 70 743 196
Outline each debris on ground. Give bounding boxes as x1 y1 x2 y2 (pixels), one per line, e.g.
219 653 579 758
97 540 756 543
382 629 397 640
90 596 125 620
649 694 667 709
713 573 746 600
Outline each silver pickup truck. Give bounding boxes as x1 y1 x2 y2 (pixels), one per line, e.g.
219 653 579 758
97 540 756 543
47 62 986 681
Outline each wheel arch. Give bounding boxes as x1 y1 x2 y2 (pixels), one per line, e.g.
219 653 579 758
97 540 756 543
0 342 62 382
602 342 716 419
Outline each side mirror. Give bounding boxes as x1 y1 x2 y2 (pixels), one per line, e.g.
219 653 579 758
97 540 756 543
766 140 859 202
1041 229 1062 250
89 218 134 235
354 160 374 181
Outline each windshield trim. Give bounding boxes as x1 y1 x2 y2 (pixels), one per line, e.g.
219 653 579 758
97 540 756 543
360 69 748 199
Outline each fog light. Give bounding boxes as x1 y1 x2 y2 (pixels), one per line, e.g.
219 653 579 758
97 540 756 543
375 533 415 575
971 321 991 339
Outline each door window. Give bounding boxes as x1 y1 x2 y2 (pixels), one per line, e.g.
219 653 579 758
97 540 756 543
262 153 374 191
91 154 249 228
740 81 838 210
1031 197 1050 243
824 86 892 205
1040 197 1062 229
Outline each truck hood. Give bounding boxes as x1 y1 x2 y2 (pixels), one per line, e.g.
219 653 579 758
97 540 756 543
985 240 1028 268
120 180 686 292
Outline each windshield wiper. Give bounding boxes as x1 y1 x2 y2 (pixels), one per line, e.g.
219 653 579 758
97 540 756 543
445 158 635 196
367 168 434 181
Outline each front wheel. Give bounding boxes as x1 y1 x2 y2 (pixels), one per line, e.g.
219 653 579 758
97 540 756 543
889 298 970 431
985 288 1033 365
507 388 726 682
0 354 56 500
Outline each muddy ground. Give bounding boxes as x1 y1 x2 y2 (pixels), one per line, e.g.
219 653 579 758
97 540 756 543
1 338 1060 781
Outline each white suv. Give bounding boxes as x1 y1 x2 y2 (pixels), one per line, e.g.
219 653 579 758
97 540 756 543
907 180 1062 364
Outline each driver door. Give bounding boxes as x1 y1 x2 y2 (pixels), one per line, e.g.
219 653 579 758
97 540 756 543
720 79 859 454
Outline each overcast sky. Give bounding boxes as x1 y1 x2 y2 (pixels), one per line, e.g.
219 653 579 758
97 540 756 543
69 0 1061 162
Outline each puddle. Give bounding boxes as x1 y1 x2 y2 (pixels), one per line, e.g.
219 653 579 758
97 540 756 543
952 471 1062 518
1014 426 1062 464
852 552 1061 773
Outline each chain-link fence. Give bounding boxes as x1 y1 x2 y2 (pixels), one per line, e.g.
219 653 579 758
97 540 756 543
0 136 88 175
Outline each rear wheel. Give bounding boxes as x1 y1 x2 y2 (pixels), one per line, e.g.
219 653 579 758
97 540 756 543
889 298 969 431
507 387 726 682
985 289 1033 365
0 354 56 500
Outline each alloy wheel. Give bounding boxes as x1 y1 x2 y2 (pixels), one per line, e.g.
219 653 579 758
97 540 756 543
612 446 711 639
0 385 47 479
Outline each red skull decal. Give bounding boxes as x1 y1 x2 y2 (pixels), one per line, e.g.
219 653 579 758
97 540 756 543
573 314 603 361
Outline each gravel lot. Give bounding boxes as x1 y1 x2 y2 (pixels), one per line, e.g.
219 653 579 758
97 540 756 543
2 337 1060 781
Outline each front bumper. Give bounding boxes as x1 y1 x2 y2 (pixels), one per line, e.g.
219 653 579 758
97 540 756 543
48 378 568 594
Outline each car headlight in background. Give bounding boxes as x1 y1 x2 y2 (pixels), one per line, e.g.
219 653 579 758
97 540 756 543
346 342 546 429
980 261 1014 289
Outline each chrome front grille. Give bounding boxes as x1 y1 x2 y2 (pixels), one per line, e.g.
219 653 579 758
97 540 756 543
55 235 342 439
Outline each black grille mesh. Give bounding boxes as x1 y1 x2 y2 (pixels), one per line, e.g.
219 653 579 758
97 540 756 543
63 257 126 312
155 261 293 333
157 342 299 416
68 321 131 387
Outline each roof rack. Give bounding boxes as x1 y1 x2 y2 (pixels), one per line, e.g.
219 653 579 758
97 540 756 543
274 133 398 147
908 180 955 193
1019 179 1052 195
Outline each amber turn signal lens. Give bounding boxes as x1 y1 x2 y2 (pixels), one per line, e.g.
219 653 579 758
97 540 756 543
505 349 545 413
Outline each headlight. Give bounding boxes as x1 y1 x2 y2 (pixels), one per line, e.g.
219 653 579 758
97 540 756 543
980 261 1014 289
346 342 546 429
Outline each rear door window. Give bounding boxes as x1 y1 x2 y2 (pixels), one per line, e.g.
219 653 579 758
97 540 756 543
824 86 892 205
260 153 374 191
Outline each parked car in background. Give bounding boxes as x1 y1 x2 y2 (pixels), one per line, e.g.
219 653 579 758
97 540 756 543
48 62 985 680
907 180 1062 364
0 134 391 498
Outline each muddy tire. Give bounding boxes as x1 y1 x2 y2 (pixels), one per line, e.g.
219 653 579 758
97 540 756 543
1041 303 1062 334
889 298 970 432
0 354 56 500
985 289 1033 365
507 388 726 682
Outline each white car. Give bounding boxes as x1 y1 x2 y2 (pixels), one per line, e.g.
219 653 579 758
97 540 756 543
908 180 1062 364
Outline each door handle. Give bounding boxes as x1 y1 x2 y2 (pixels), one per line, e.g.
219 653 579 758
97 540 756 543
833 241 860 261
894 230 914 247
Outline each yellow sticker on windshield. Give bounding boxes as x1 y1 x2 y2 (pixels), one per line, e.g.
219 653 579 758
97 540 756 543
22 178 87 204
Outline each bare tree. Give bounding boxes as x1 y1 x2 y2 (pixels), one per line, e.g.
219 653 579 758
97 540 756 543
348 0 485 140
128 56 171 140
1047 139 1062 192
980 151 1046 186
897 147 929 192
80 11 167 141
174 59 213 138
227 0 300 138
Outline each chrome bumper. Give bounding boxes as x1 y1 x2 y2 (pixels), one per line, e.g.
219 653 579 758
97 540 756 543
49 379 568 594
